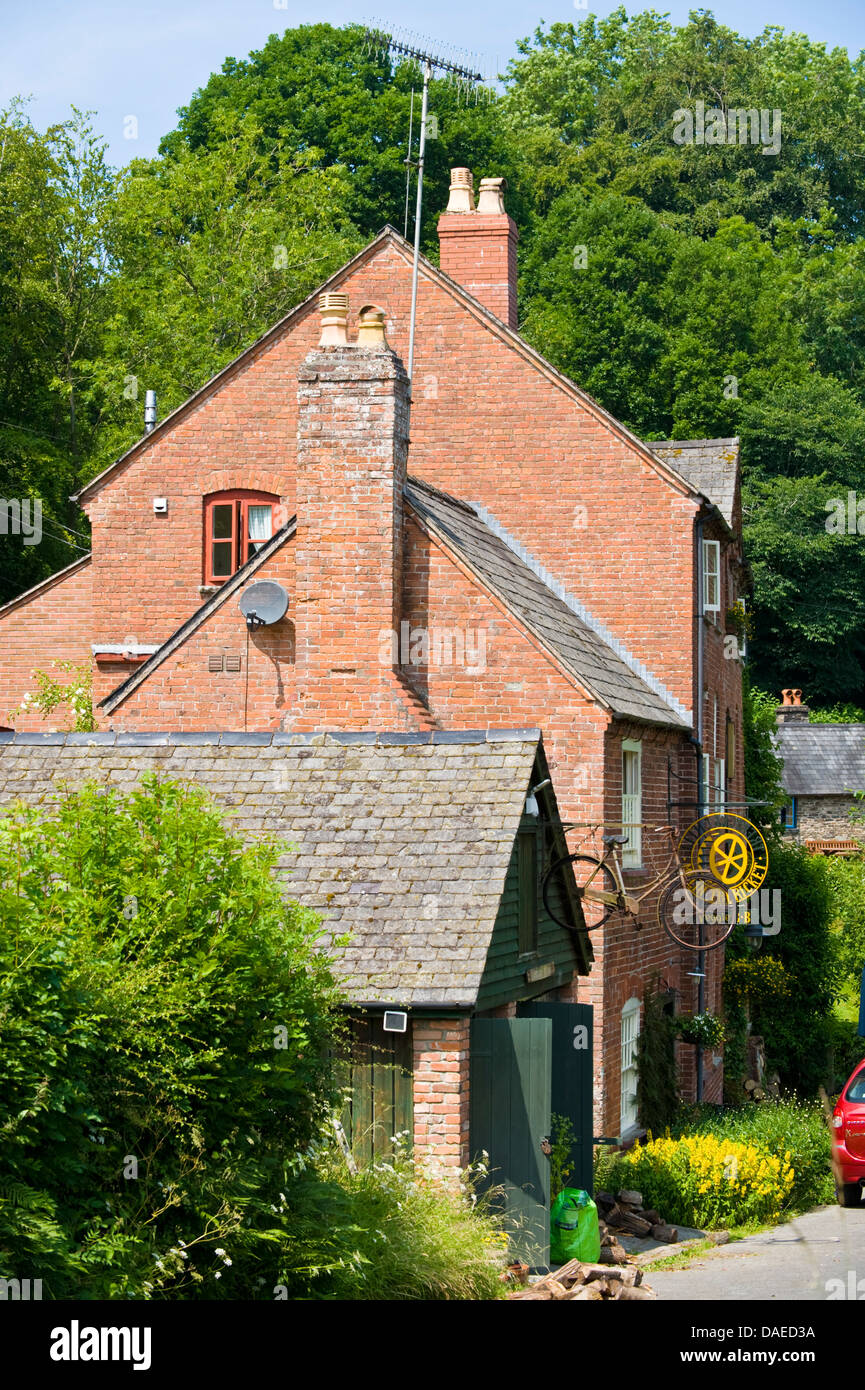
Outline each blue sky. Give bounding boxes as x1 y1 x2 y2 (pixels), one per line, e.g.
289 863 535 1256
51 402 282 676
3 0 864 167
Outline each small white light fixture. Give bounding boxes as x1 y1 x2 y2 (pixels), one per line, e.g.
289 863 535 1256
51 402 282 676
383 1011 408 1033
153 497 168 514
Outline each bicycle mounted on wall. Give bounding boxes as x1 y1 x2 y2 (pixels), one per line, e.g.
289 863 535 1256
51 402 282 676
539 762 771 952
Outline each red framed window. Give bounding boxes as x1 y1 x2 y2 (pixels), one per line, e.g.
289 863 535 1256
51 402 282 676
204 490 278 584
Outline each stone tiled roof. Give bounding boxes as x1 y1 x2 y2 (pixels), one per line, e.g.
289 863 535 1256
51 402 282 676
776 723 865 796
406 479 689 729
643 438 739 528
0 729 590 1006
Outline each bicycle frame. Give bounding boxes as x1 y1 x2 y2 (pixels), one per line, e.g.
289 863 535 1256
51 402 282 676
578 826 688 917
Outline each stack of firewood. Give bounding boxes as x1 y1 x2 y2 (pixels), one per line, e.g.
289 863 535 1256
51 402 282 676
596 1188 679 1244
508 1257 656 1301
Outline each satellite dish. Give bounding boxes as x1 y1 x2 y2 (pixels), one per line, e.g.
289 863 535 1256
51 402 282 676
238 581 289 628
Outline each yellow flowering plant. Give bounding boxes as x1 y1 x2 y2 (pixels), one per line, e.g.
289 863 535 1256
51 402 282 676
612 1133 795 1229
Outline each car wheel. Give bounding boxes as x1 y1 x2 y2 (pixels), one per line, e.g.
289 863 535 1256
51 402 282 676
836 1182 863 1208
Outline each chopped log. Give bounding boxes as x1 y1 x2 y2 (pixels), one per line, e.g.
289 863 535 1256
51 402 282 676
616 1284 658 1300
598 1241 628 1265
709 1230 730 1245
651 1222 679 1243
595 1189 615 1210
553 1258 587 1287
568 1284 605 1300
617 1188 643 1207
509 1287 554 1300
642 1209 661 1226
612 1209 653 1237
744 1078 758 1091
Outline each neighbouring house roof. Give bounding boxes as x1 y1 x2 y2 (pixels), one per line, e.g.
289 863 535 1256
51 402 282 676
643 439 739 529
0 554 91 620
406 478 690 729
72 226 703 509
98 519 297 713
0 727 591 1002
776 723 865 795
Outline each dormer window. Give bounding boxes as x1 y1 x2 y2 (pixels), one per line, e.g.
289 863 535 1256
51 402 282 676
204 490 278 584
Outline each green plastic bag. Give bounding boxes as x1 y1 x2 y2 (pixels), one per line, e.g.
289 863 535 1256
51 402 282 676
550 1188 601 1266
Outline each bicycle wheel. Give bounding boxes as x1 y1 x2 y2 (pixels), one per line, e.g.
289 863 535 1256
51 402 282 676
658 872 737 951
542 853 619 932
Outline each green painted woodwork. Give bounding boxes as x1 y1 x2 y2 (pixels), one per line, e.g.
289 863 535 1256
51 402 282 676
340 1013 413 1164
519 1001 595 1194
470 1016 552 1269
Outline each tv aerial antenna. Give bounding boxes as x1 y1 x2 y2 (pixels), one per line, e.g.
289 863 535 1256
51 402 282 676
363 24 490 383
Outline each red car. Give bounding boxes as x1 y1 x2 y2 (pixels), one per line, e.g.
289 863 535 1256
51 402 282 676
832 1060 865 1206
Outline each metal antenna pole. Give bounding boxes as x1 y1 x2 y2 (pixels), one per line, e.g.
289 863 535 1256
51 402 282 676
407 62 430 383
403 89 414 239
364 26 485 390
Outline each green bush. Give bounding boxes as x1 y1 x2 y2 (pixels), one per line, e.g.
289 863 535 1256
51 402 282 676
0 776 344 1299
275 1142 509 1300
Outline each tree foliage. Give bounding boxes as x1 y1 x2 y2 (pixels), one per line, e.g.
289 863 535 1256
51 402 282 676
0 777 343 1298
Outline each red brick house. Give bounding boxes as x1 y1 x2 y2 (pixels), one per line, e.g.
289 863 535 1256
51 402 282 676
0 167 746 1143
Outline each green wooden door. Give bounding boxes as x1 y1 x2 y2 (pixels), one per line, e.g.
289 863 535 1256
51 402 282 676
341 1015 413 1165
519 1001 594 1194
470 1017 551 1269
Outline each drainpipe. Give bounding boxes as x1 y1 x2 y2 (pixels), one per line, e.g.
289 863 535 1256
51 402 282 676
694 513 705 1102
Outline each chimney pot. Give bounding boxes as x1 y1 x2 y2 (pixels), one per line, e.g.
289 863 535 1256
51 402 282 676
777 689 809 724
318 292 349 346
477 176 507 214
144 389 157 434
357 304 388 347
445 167 475 213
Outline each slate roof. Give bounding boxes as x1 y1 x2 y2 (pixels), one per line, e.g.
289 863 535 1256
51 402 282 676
270 730 590 1004
406 478 689 729
776 723 865 796
0 728 590 1005
643 438 739 528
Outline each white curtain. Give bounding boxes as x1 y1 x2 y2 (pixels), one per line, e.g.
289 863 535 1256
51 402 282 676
247 505 272 543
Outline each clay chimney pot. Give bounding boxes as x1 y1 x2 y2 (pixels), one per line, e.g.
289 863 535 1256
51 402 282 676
445 167 475 213
318 292 349 346
357 304 388 347
477 176 507 214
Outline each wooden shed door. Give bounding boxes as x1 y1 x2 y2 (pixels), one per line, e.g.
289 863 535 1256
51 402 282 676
470 1017 551 1268
341 1015 413 1165
518 1001 594 1194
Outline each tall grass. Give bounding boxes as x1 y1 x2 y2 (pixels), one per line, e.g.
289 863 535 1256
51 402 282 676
276 1143 510 1300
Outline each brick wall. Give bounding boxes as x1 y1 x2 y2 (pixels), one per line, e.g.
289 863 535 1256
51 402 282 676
0 559 93 730
412 1018 471 1173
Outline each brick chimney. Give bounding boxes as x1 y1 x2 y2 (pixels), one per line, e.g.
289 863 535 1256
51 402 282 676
294 297 410 722
437 168 518 329
776 688 810 725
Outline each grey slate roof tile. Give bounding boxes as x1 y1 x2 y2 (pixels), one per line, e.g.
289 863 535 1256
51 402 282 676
643 438 739 528
776 723 865 796
406 479 687 729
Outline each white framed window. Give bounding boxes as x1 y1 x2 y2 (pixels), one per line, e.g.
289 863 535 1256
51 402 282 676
714 758 726 808
702 752 711 810
622 739 642 869
620 997 641 1135
702 539 721 615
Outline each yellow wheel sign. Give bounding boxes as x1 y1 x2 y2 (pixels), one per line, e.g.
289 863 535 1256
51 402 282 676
679 813 768 902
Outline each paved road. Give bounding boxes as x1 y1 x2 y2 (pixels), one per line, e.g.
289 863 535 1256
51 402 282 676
648 1205 865 1301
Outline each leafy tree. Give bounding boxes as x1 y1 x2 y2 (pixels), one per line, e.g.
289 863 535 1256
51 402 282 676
756 843 841 1093
161 22 524 256
0 776 343 1298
